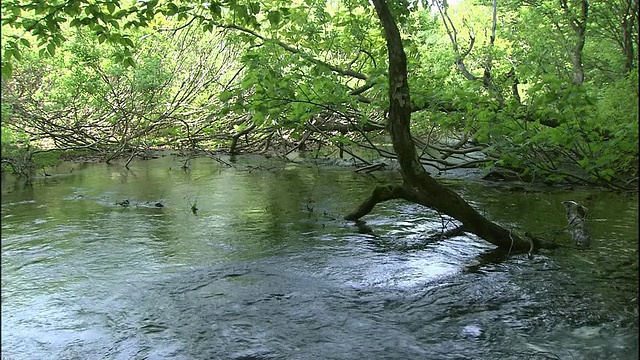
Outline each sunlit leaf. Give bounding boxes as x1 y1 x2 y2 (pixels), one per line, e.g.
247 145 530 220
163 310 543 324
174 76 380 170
219 91 234 102
46 42 56 56
1 61 13 79
267 11 281 26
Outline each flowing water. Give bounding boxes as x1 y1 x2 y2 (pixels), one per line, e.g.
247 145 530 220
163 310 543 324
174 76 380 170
1 154 638 359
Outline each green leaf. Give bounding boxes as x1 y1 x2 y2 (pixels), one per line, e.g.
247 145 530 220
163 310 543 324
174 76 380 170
241 77 255 90
236 5 249 22
85 5 98 16
249 2 260 14
107 2 116 14
124 57 136 68
267 11 281 26
166 3 179 15
252 112 265 124
219 91 234 102
123 37 134 48
1 61 13 79
113 9 129 18
64 4 80 16
10 48 22 61
46 42 56 56
209 3 222 18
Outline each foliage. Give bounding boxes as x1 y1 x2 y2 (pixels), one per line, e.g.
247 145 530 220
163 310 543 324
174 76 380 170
1 0 637 188
1 123 33 178
2 19 248 159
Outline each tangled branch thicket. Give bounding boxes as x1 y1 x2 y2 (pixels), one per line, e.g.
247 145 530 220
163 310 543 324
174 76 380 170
1 22 487 174
2 26 246 160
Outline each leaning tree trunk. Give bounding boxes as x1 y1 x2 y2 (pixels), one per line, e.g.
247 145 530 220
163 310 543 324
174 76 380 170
347 0 558 254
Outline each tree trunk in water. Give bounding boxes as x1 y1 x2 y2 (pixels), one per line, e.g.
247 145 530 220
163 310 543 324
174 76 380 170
349 0 558 254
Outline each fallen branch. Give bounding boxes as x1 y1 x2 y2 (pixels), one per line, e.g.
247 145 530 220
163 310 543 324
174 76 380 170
355 163 386 173
229 123 256 155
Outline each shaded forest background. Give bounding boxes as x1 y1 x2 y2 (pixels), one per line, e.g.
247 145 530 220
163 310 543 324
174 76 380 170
1 0 638 190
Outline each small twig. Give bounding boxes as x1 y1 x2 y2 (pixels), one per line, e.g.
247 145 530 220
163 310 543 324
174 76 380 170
507 231 514 255
186 196 198 215
214 156 233 167
125 150 136 169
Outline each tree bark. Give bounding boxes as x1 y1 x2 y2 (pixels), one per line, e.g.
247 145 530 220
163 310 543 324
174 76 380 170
621 0 637 73
350 0 558 254
561 0 589 84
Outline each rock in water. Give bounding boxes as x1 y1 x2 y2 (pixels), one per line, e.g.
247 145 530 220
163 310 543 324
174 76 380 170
562 200 590 248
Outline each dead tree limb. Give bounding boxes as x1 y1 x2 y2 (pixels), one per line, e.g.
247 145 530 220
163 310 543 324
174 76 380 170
355 163 387 173
230 123 256 155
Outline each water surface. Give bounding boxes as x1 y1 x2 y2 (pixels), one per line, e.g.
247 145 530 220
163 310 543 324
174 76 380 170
1 155 638 359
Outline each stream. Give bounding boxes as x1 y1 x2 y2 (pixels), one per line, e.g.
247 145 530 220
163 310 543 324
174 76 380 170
1 154 638 359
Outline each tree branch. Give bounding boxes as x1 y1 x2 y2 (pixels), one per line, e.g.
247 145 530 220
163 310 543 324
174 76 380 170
219 23 368 81
344 185 409 221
